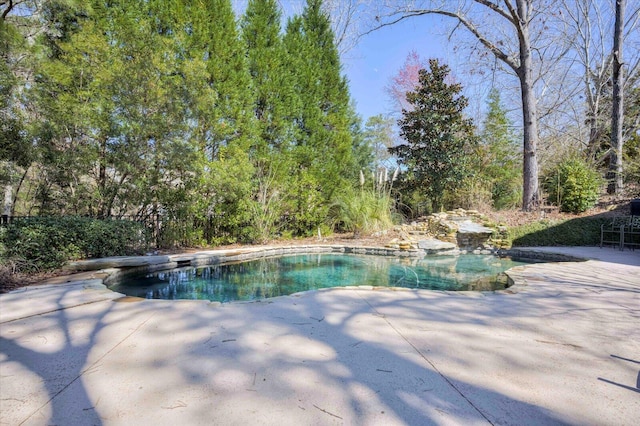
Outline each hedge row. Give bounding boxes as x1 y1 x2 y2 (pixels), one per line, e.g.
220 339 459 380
0 216 149 272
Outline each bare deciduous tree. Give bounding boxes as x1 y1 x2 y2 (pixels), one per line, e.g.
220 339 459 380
608 0 624 193
321 0 368 55
366 0 551 211
276 0 366 56
561 0 614 158
559 0 639 165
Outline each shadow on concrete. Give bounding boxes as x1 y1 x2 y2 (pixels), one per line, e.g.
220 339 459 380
597 354 640 395
119 290 571 425
0 289 110 425
0 288 574 425
2 255 638 425
0 287 155 425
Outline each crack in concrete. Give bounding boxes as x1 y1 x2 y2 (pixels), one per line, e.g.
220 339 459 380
21 310 158 425
356 290 495 426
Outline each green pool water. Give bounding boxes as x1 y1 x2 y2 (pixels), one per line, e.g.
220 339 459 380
111 253 528 303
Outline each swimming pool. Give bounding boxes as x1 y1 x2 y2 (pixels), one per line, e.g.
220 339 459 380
110 253 528 302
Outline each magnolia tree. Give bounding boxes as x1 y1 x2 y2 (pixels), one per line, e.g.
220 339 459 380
391 59 477 211
366 0 565 211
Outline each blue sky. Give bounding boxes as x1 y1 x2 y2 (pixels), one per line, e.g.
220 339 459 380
342 15 450 122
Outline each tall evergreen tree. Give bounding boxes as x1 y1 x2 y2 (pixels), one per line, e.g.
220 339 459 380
106 0 197 220
1 4 36 215
242 0 297 152
391 59 476 212
241 0 299 241
31 1 196 218
480 89 522 209
31 0 102 215
284 0 355 234
185 0 258 243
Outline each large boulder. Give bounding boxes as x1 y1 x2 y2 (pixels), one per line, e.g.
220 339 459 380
455 220 494 249
417 239 458 253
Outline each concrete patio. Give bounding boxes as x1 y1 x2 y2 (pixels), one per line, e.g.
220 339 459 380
1 246 638 425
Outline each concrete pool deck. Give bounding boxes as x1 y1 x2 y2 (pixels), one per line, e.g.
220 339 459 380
0 246 638 425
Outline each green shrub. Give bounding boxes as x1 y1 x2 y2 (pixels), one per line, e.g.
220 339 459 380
1 216 149 272
544 158 603 213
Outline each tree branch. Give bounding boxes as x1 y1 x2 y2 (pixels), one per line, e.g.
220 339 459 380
473 0 514 23
359 11 422 37
364 8 518 73
1 0 14 20
502 0 522 29
507 0 529 46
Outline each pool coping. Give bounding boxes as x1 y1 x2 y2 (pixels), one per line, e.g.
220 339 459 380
0 244 517 324
0 244 620 324
65 244 583 294
0 244 600 326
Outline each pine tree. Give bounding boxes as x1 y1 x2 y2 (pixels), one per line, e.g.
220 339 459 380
391 59 476 212
480 89 522 209
283 0 355 234
185 0 258 243
241 0 299 241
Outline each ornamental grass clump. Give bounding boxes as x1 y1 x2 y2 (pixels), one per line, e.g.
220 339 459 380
328 189 394 237
328 168 398 237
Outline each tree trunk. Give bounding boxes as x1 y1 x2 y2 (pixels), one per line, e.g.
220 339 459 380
586 80 603 159
516 0 539 211
3 184 12 217
98 137 108 218
586 113 601 159
519 74 540 210
10 167 29 216
608 0 625 194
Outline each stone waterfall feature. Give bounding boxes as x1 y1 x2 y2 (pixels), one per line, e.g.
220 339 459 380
456 220 495 250
386 209 507 254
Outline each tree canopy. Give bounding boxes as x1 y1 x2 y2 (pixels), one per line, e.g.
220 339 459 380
0 0 366 244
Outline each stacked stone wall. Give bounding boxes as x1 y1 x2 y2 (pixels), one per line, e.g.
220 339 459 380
386 209 504 253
